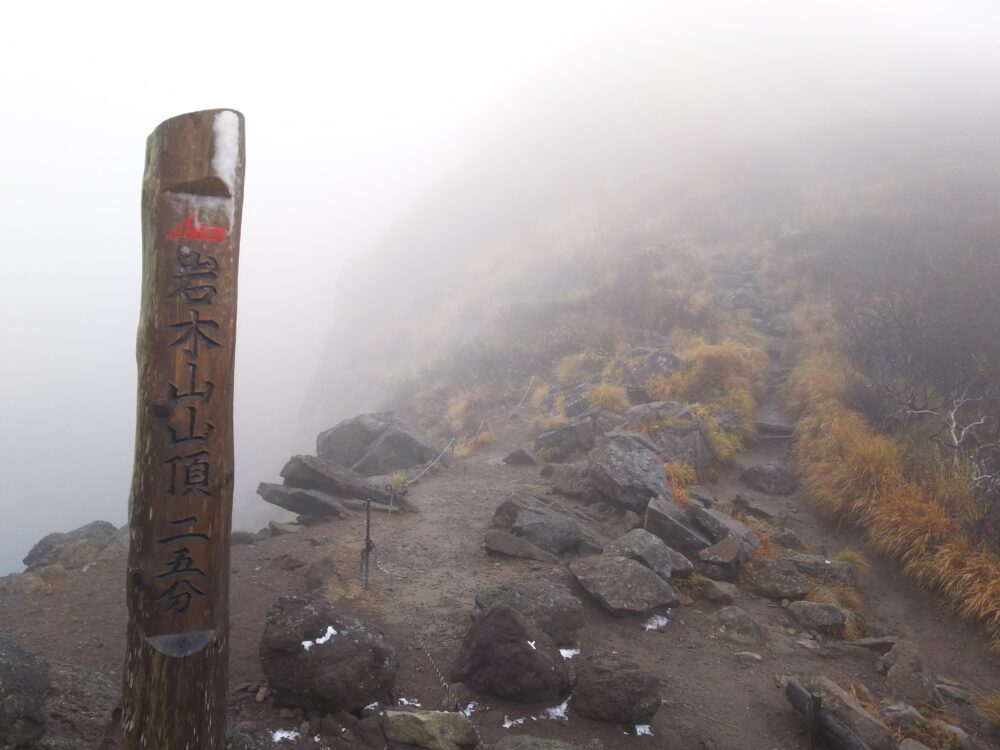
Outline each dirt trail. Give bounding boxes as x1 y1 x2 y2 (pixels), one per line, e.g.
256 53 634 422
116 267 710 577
1 338 999 749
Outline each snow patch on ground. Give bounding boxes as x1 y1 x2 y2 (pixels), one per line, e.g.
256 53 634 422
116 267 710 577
560 648 580 659
272 729 300 742
398 697 421 707
461 701 478 717
542 697 571 720
643 613 670 631
502 716 525 728
636 724 654 736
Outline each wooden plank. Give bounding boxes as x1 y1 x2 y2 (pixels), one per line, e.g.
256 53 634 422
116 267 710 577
122 108 245 750
785 680 872 750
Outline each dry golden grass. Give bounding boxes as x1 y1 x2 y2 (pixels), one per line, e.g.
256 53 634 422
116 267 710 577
453 439 473 458
532 394 569 431
554 352 606 385
472 430 494 447
973 690 1000 731
387 470 407 490
529 383 550 408
782 295 1000 650
664 461 697 505
587 383 630 413
645 373 674 401
834 547 871 573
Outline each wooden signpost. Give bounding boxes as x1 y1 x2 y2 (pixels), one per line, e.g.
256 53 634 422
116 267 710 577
123 109 245 749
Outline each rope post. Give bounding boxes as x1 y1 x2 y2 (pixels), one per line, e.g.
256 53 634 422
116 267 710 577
361 499 374 590
123 109 246 750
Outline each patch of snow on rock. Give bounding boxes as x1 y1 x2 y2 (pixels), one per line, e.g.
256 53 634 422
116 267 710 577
560 648 580 659
272 729 301 742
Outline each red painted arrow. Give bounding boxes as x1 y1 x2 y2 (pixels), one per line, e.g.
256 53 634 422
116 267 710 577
165 214 228 243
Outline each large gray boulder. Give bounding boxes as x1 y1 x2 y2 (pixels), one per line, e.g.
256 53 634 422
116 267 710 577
748 559 809 599
588 430 670 512
494 738 602 750
602 529 674 580
317 411 440 476
686 504 760 549
256 483 348 518
622 402 713 477
0 632 49 749
620 349 685 403
707 607 767 644
573 653 661 724
785 553 857 586
644 495 712 551
788 601 848 637
259 595 397 713
40 663 120 750
535 418 595 462
492 493 582 556
23 521 118 571
317 412 395 465
381 710 477 750
449 604 569 703
280 455 393 503
474 582 584 646
484 530 559 564
569 556 679 615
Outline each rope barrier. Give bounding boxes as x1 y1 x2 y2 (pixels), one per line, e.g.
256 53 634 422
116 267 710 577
404 437 456 487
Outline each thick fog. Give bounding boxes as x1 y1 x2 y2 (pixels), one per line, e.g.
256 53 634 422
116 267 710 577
2 1 999 575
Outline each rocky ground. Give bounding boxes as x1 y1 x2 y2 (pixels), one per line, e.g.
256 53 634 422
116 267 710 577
2 291 999 750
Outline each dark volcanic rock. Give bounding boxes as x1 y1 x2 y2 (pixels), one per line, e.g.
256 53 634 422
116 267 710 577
544 463 596 499
698 535 751 570
352 424 440 477
257 482 349 518
503 448 538 466
316 411 440 477
23 520 118 571
449 604 569 703
748 559 809 599
573 653 661 724
535 418 595 462
40 663 120 750
620 348 686 403
622 402 714 477
785 553 857 586
492 492 582 556
280 455 393 503
260 595 397 713
474 582 584 646
707 606 767 644
644 495 712 551
587 430 670 511
788 601 848 637
0 632 50 749
602 529 674 580
569 556 680 615
484 530 560 564
317 412 395 466
739 462 798 495
687 504 760 549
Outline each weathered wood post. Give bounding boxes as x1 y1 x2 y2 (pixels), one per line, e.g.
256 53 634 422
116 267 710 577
123 109 245 749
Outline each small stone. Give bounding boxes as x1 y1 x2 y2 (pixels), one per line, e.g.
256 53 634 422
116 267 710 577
255 686 268 702
734 651 762 663
707 607 767 644
883 702 924 730
702 579 737 605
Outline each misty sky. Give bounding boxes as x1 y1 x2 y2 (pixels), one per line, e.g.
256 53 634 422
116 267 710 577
2 1 999 575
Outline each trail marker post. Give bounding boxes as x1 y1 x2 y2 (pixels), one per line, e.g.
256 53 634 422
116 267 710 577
123 109 245 749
